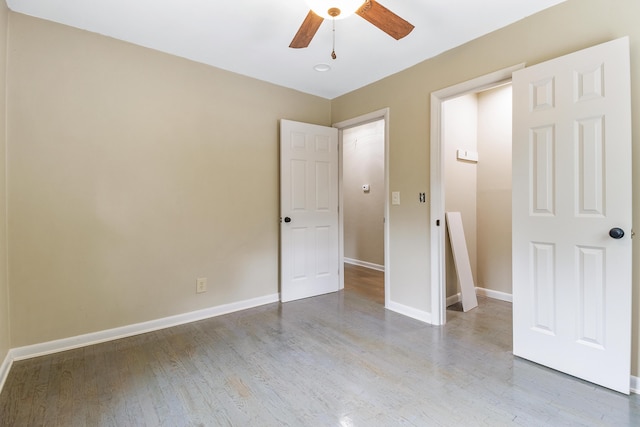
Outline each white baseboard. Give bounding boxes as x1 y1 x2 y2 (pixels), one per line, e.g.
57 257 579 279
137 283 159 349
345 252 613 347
0 350 12 394
9 293 279 363
446 293 461 306
344 258 384 272
475 287 513 303
385 300 432 324
631 375 640 394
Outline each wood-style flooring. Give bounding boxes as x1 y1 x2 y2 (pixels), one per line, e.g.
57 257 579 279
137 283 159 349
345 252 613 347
344 263 384 305
1 263 639 426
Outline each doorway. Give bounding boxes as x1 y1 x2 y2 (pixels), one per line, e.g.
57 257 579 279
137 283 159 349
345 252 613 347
442 85 513 309
430 64 524 325
341 119 385 305
335 109 390 306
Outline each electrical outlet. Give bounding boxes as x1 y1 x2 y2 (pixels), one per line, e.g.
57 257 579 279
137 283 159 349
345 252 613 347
196 277 207 294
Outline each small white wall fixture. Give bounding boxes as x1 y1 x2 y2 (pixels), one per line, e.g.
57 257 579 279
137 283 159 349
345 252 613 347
429 64 523 325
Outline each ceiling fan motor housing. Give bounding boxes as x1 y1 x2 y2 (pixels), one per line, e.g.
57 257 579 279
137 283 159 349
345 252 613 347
305 0 365 20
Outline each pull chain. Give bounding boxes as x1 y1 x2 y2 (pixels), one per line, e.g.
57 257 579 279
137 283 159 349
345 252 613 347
331 18 337 60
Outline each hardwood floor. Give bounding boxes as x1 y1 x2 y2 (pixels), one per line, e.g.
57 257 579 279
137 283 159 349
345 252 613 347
1 265 639 426
344 263 384 305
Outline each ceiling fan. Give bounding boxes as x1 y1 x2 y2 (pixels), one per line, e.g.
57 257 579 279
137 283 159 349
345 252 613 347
290 0 414 49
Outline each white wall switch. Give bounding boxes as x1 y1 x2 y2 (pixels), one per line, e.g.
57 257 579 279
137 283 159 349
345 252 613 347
196 277 207 293
362 184 370 192
392 191 400 205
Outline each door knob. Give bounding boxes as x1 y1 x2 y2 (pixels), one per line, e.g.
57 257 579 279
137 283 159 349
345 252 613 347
609 227 625 239
284 217 292 223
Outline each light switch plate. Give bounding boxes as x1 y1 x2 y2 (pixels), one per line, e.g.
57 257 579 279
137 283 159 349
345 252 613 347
457 149 479 162
392 191 400 205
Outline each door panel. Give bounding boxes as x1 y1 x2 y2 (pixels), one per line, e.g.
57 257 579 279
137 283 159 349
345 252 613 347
531 242 555 334
512 37 632 394
280 120 339 302
530 125 555 215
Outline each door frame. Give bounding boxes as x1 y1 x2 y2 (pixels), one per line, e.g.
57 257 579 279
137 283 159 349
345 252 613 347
429 65 524 325
334 108 390 305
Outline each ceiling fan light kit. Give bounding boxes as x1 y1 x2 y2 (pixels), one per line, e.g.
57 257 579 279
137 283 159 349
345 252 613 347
290 0 414 50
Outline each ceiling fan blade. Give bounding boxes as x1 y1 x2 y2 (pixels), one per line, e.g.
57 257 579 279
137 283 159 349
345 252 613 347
356 0 414 40
289 10 324 48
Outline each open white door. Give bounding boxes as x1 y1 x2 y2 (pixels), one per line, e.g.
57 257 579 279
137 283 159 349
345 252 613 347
512 37 632 394
280 119 340 302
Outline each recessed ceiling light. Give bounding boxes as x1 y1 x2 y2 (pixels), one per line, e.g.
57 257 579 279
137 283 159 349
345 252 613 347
314 63 332 72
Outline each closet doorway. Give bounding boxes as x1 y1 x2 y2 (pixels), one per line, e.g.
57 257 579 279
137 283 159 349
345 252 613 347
430 65 523 324
442 84 513 310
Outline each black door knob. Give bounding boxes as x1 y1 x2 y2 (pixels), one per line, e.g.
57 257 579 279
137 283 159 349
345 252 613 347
284 217 292 223
609 227 625 239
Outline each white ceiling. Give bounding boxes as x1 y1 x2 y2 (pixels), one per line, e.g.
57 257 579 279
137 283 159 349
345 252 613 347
6 0 566 99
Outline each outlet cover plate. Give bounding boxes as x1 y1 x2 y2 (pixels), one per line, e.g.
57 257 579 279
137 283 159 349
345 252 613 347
196 277 207 293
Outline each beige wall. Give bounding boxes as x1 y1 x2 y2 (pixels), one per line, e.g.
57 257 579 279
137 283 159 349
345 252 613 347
343 120 385 267
332 0 640 375
6 13 331 347
477 85 512 294
443 94 478 297
0 2 8 363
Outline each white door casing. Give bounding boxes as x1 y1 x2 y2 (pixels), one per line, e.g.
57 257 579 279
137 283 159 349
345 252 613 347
512 37 632 394
280 119 340 302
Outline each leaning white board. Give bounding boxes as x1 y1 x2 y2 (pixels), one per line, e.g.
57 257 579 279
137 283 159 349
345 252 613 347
446 212 478 312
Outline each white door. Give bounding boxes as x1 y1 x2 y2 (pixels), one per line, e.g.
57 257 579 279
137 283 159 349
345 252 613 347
280 119 340 302
512 37 632 394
